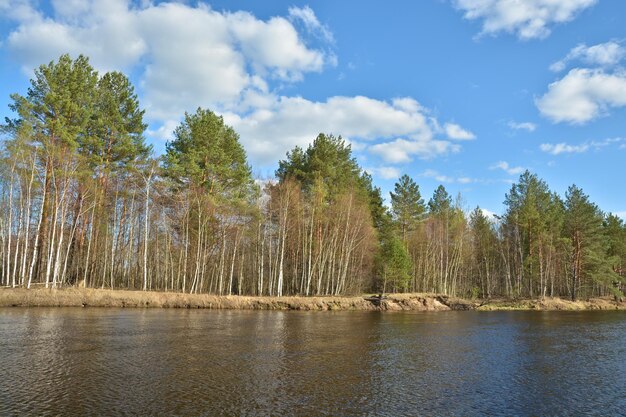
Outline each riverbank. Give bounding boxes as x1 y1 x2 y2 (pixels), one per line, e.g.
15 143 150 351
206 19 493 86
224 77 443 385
0 287 624 311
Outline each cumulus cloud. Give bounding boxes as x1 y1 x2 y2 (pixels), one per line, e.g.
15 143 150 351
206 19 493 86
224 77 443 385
508 121 537 132
540 142 589 155
491 161 525 175
221 95 470 164
444 123 476 140
2 0 334 122
7 0 146 72
536 68 626 124
453 0 597 40
1 1 474 167
550 41 625 72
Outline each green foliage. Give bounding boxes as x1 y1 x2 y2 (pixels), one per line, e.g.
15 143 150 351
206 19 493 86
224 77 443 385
605 214 626 264
3 53 625 299
428 184 452 216
390 174 425 241
379 234 412 292
564 185 619 297
504 171 554 286
163 108 254 201
8 54 98 151
504 171 552 229
604 214 626 296
5 54 151 176
361 171 390 232
276 132 388 231
470 286 480 300
277 133 361 193
88 71 150 170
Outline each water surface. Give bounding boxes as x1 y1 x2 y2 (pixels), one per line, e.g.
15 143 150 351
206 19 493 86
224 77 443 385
0 309 624 416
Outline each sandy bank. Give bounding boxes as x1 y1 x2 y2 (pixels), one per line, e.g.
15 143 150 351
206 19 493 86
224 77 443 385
0 288 624 311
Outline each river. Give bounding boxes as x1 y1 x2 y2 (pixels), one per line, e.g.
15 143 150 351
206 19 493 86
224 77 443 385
0 309 624 416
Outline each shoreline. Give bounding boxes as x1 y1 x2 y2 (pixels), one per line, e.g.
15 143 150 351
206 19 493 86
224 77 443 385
0 288 624 311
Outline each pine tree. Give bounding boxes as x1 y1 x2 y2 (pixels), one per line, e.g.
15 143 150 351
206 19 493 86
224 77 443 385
504 170 552 297
390 174 425 243
604 214 626 298
379 234 412 293
469 207 497 297
163 108 254 200
428 185 452 216
564 185 616 300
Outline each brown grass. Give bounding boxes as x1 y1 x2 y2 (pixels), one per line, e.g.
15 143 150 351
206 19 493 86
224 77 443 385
0 287 624 311
477 296 626 311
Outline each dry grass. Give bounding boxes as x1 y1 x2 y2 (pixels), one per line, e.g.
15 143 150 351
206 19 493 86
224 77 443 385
477 297 626 311
0 287 381 311
0 288 624 311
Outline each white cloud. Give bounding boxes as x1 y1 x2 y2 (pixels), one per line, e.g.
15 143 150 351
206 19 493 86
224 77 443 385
146 119 179 142
540 137 626 156
444 122 476 140
480 208 499 222
220 93 473 165
540 142 589 155
508 121 537 132
2 0 335 122
1 1 473 167
369 138 460 164
228 10 329 81
536 68 626 124
613 211 626 221
421 169 454 183
420 169 477 184
491 161 525 175
591 137 626 148
288 5 334 43
550 41 625 72
453 0 597 40
365 166 401 180
222 95 468 164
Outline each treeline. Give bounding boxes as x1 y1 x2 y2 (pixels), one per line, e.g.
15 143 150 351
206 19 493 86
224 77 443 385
0 55 624 300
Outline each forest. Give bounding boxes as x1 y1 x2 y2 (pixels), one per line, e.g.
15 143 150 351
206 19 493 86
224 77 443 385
1 54 624 300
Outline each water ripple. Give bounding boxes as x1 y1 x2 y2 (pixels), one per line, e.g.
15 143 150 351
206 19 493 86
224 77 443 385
0 309 624 416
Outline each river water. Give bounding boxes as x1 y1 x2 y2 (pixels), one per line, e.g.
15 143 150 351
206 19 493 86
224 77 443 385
0 308 624 416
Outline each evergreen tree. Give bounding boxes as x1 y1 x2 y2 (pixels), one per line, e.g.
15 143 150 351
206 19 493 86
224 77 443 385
604 214 626 298
390 174 425 243
7 54 98 152
564 185 617 300
504 170 552 297
379 234 412 293
277 133 362 195
469 207 497 297
163 108 254 200
89 71 150 173
276 133 387 230
428 184 452 216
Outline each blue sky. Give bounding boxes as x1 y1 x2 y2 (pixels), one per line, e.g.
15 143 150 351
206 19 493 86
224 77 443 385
1 0 625 218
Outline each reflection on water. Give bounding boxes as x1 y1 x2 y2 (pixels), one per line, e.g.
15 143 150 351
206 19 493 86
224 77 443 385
0 309 624 416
